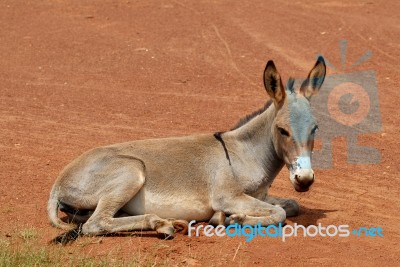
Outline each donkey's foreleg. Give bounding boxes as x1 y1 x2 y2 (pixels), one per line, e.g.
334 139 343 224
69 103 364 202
227 213 284 226
213 194 286 226
78 159 187 238
81 196 185 238
226 196 299 225
264 196 300 217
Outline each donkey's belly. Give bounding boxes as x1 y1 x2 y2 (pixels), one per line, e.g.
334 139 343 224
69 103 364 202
122 188 214 221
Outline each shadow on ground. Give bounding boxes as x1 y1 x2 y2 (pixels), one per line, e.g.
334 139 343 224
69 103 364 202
287 206 338 226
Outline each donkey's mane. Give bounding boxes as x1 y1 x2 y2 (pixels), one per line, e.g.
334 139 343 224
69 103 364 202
287 77 295 94
230 77 295 131
230 100 273 130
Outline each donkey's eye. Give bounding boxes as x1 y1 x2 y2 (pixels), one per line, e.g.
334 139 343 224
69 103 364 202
278 127 290 137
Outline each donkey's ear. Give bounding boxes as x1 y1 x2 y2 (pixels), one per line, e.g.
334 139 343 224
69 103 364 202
263 60 286 106
300 56 326 100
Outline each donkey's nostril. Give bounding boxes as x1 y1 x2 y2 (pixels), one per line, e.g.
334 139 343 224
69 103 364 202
294 175 300 183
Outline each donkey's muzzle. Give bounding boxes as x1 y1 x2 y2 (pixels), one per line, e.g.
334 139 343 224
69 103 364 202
293 169 315 192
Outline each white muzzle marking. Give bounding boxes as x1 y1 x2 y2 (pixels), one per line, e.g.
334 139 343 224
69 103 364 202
289 156 315 191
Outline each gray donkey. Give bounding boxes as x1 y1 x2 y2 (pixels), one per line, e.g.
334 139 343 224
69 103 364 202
48 57 326 239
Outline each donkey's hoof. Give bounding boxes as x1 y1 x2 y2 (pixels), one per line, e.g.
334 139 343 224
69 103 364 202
165 218 188 235
172 220 189 235
209 211 226 226
284 199 300 217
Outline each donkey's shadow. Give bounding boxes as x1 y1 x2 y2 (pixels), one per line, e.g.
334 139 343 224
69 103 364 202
287 206 337 226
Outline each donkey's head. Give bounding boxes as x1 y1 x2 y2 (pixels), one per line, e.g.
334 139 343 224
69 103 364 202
264 57 326 192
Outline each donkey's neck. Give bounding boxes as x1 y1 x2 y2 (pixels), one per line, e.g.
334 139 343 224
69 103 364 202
225 104 284 186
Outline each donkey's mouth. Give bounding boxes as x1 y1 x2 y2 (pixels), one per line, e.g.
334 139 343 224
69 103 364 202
295 187 309 192
294 183 310 192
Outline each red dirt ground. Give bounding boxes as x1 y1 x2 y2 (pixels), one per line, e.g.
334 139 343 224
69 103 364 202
1 0 399 266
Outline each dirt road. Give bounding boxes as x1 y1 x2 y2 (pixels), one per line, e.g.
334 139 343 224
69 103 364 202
0 0 399 265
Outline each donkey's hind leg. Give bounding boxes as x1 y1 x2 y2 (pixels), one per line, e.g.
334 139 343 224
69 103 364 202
83 207 176 238
264 196 300 217
101 215 188 237
83 198 186 238
79 159 182 238
80 160 146 235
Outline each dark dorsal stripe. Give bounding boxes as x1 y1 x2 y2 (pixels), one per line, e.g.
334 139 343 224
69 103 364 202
213 132 231 166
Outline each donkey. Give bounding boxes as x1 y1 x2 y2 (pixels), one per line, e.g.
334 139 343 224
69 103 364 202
48 56 326 239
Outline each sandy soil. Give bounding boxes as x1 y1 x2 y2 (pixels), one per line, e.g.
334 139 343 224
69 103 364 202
0 0 399 266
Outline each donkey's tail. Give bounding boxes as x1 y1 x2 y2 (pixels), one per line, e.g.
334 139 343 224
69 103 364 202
47 185 76 231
